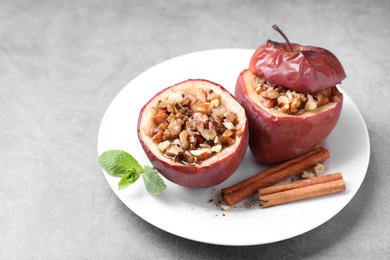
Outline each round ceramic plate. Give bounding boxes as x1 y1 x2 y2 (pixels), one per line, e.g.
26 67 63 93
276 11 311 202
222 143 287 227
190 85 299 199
97 49 370 246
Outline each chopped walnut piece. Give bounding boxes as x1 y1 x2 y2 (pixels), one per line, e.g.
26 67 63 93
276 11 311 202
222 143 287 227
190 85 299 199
158 140 170 152
152 131 163 143
153 108 168 124
220 136 235 146
195 88 207 102
192 112 208 124
167 92 182 104
210 98 220 108
165 144 183 157
261 87 279 100
222 129 234 137
199 143 211 149
198 124 217 141
301 163 326 179
182 151 195 164
305 94 318 111
212 115 226 135
166 103 175 114
163 129 174 141
190 148 212 161
225 112 238 124
223 121 235 130
211 144 222 153
179 130 190 150
312 163 326 174
302 170 316 179
167 118 182 138
220 205 231 211
263 98 276 108
214 136 221 145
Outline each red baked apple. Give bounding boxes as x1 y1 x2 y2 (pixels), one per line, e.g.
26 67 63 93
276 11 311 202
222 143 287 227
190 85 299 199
138 79 249 188
235 25 345 164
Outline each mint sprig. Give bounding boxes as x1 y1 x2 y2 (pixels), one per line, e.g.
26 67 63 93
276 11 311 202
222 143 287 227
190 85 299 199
98 150 166 196
118 168 140 190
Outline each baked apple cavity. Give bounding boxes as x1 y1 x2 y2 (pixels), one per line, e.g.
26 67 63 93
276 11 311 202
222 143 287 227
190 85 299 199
138 79 249 188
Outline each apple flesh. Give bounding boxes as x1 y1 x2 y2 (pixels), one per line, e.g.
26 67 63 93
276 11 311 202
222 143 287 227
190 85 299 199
249 40 346 93
235 69 343 164
138 79 249 188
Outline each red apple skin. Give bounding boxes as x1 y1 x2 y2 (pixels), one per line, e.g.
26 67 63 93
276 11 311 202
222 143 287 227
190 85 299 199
235 70 343 164
249 40 346 93
138 139 248 188
138 79 249 188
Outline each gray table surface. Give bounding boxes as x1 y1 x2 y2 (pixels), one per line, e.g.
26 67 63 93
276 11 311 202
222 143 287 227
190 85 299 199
1 0 389 259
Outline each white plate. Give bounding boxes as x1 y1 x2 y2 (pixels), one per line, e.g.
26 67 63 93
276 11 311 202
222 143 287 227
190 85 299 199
97 49 370 246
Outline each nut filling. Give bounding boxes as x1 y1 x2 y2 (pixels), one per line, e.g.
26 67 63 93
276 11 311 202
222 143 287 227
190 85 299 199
147 88 241 165
252 76 340 115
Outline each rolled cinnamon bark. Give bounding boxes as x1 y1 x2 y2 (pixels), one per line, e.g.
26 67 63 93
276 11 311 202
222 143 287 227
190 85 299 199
258 172 346 208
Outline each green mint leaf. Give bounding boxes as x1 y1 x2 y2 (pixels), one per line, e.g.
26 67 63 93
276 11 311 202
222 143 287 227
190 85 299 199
118 169 140 190
98 150 143 177
142 166 167 196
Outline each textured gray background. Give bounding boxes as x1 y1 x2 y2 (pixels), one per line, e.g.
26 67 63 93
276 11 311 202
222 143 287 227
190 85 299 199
1 0 389 259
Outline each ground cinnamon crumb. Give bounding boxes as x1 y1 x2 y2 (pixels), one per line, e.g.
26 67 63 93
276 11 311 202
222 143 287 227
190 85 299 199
244 202 252 209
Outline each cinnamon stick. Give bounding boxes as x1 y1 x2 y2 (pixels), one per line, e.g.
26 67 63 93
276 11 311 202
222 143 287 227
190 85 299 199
221 147 330 206
258 172 346 208
258 172 343 195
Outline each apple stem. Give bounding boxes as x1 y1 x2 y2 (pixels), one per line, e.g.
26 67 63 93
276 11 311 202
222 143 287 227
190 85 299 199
272 24 293 52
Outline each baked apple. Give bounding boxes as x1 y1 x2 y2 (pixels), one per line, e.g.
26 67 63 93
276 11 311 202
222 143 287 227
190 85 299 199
138 79 249 188
235 25 345 164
